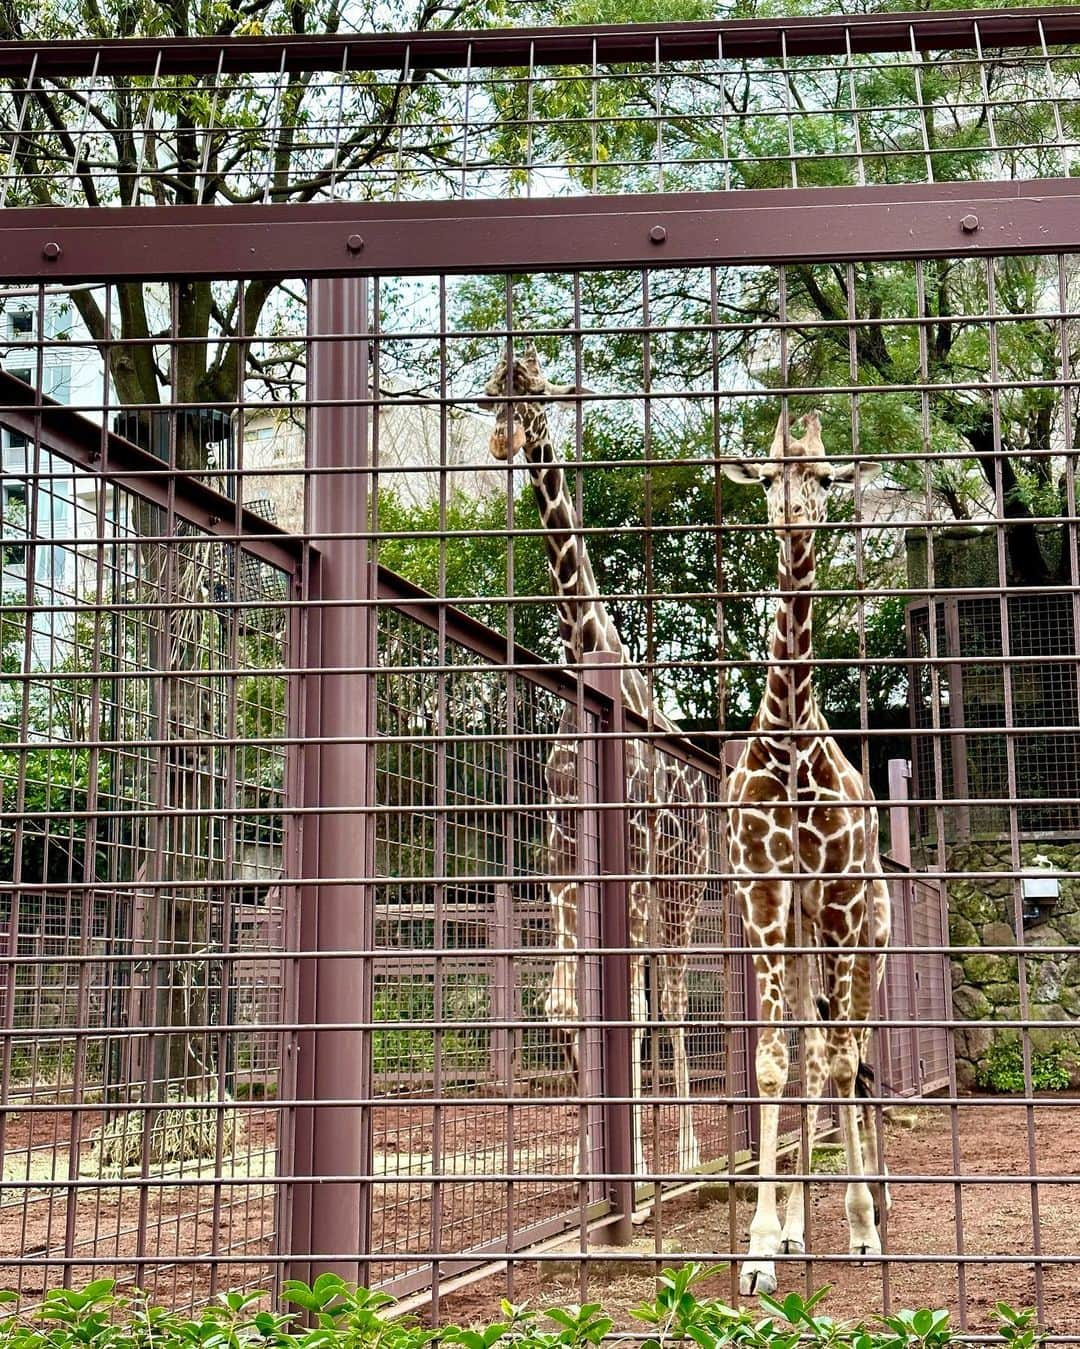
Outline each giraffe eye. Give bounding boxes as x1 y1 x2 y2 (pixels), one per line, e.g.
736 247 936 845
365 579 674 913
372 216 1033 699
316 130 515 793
819 473 833 489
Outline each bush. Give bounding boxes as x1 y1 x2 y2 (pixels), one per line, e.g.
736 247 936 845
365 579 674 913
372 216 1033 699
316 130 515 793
975 1039 1071 1093
0 1268 1045 1349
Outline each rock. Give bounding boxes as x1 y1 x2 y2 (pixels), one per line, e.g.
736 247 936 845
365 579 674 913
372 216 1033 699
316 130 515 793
1028 1007 1073 1056
984 981 1018 1006
811 1145 846 1174
1052 912 1080 944
952 985 991 1020
541 1237 687 1285
962 953 1017 985
954 1059 978 1091
1033 959 1065 1006
981 921 1015 948
695 1180 757 1208
954 1025 994 1060
952 890 1000 928
949 915 978 947
1025 924 1063 947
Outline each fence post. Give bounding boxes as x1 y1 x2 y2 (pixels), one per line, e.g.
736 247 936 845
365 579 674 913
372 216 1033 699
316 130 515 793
288 276 374 1285
887 759 923 1096
888 759 912 868
582 651 634 1245
490 884 514 1084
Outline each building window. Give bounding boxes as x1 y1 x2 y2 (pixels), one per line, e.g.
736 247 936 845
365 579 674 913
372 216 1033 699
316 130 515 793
2 481 27 566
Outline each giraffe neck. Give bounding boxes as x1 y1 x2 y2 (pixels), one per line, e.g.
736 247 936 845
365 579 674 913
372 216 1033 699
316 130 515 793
522 422 663 721
524 425 623 665
757 528 820 732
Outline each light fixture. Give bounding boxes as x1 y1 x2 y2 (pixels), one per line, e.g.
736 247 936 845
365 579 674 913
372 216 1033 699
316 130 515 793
1021 858 1060 926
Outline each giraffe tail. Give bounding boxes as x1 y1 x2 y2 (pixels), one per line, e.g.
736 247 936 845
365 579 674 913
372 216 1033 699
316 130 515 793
813 994 875 1099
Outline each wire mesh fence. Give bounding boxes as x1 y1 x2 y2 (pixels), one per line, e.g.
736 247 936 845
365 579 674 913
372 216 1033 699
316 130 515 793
0 10 1078 206
0 3 1079 1336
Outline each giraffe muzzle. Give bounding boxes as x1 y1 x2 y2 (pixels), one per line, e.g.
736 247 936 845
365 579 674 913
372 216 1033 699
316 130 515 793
489 420 526 461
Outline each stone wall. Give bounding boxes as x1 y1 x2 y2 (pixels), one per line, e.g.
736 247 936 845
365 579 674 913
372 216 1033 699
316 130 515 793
947 838 1080 1088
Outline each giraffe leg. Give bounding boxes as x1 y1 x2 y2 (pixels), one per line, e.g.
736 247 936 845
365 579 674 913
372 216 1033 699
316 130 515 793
659 951 700 1173
630 950 647 1178
544 879 580 1091
780 958 825 1256
858 1072 890 1224
740 901 791 1298
852 879 891 1222
824 947 881 1260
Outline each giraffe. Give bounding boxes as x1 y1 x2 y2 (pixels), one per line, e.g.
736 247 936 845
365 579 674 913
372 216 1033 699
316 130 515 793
483 343 709 1175
722 411 891 1296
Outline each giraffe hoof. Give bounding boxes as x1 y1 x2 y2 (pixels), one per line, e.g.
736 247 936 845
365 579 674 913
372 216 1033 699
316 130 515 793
739 1264 777 1297
780 1237 805 1255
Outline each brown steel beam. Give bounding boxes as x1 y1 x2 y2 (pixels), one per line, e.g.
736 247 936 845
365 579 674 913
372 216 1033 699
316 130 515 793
4 179 1080 282
289 277 374 1286
0 6 1075 76
0 369 304 572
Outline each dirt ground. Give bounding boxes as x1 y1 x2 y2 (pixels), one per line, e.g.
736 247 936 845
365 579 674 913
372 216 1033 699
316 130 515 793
0 1106 279 1305
3 1097 1078 1331
437 1100 1080 1335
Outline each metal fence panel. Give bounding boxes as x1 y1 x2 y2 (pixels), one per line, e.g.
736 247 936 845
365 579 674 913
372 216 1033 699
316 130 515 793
1 5 1079 1332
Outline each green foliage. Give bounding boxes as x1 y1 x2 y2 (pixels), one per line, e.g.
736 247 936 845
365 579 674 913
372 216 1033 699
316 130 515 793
0 593 105 890
0 1272 1045 1349
975 1039 1072 1094
372 980 490 1077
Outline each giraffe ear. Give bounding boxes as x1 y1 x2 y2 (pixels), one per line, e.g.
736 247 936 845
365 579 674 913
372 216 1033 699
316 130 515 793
722 459 767 485
544 381 593 404
521 343 542 377
826 459 882 489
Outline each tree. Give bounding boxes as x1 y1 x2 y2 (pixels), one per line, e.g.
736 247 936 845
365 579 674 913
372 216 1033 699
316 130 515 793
0 0 504 456
480 0 1080 585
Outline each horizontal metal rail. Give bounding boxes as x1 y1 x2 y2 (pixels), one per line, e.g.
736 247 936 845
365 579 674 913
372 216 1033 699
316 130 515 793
3 180 1080 280
0 7 1075 77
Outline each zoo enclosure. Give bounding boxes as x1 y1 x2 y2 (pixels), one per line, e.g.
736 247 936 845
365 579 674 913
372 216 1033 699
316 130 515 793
0 0 1079 1331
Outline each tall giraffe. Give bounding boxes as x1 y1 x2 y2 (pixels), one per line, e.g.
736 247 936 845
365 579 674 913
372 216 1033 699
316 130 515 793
722 412 891 1296
484 343 709 1175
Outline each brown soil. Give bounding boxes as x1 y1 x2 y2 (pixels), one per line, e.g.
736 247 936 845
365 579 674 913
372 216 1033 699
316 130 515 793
3 1098 1078 1332
437 1101 1080 1335
0 1105 279 1305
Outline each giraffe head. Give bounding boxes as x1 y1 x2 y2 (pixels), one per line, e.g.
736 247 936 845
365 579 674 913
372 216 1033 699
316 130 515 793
722 412 879 531
483 344 578 460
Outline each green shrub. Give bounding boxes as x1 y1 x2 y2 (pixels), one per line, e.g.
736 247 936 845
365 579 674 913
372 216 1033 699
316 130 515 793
0 1268 1045 1349
975 1039 1071 1093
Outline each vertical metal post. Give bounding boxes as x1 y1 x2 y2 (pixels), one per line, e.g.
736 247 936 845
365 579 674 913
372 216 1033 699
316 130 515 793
942 599 971 838
491 884 513 1084
289 276 374 1284
887 759 912 869
582 650 633 1245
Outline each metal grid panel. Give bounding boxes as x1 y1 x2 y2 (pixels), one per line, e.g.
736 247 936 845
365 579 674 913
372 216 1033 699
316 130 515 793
371 608 601 1293
1 4 1080 1332
0 12 1078 209
0 306 299 1307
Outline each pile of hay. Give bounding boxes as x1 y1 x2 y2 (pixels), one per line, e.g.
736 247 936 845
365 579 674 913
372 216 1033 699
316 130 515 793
90 1097 242 1171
